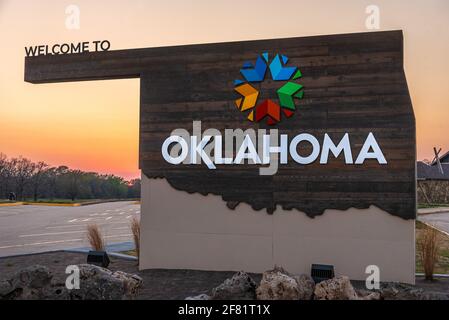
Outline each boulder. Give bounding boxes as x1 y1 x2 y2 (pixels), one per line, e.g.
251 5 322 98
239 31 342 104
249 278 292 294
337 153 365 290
13 265 53 289
0 280 13 297
294 274 315 300
314 276 358 300
0 265 56 300
211 271 256 300
356 289 381 300
379 282 449 300
256 267 301 300
70 264 143 300
186 293 211 300
0 264 143 300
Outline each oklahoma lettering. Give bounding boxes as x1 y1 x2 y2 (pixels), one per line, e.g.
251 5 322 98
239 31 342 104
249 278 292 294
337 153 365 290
161 122 387 172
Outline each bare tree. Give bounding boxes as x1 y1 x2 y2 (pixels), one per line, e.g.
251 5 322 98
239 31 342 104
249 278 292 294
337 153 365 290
1 152 139 201
0 153 7 198
31 161 49 201
13 157 35 200
67 169 82 201
45 167 57 200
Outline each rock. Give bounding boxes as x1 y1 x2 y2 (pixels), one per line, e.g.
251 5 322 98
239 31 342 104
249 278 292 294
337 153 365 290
13 265 53 289
381 282 449 300
379 283 423 300
314 276 358 300
256 267 301 300
70 264 143 300
109 270 143 298
379 282 449 300
0 265 55 299
0 280 13 297
356 289 381 300
294 274 315 300
186 293 211 300
42 283 71 300
211 271 256 300
0 264 143 300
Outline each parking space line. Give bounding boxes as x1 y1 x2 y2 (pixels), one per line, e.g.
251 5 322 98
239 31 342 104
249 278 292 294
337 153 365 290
46 221 131 229
19 230 85 238
0 238 83 249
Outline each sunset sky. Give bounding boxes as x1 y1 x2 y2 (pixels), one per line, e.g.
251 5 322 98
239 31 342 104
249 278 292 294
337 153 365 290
0 0 448 179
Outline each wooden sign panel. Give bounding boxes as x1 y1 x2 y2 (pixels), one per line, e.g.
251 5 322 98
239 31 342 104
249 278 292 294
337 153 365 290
25 30 416 219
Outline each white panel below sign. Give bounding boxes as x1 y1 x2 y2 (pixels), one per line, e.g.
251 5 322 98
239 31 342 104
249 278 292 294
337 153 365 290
140 176 415 284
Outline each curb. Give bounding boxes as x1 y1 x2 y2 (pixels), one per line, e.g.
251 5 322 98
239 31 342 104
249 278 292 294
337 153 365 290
418 220 449 238
15 199 140 207
418 207 449 215
0 202 24 207
63 249 138 261
108 252 138 261
23 202 81 207
0 249 62 259
416 273 449 278
0 248 137 262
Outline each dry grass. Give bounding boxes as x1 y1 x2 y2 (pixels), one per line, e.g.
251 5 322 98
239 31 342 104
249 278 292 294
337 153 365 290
417 223 442 280
86 224 105 251
130 217 140 261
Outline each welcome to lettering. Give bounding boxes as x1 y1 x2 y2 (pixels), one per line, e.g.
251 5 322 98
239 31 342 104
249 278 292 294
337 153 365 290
25 40 110 57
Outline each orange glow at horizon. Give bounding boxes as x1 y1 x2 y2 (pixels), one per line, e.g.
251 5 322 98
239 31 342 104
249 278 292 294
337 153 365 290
1 0 449 179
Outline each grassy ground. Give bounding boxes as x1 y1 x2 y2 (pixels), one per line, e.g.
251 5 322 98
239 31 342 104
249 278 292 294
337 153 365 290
1 198 140 204
418 203 449 209
416 221 449 274
0 200 16 204
1 198 100 204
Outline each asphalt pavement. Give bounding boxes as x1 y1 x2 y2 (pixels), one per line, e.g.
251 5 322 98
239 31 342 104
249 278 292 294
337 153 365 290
0 201 140 257
418 210 449 236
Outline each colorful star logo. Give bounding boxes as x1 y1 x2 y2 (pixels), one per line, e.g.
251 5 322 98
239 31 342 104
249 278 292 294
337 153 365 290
234 53 304 125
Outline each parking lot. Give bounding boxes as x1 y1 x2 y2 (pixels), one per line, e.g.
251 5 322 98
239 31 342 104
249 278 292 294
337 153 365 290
0 201 140 257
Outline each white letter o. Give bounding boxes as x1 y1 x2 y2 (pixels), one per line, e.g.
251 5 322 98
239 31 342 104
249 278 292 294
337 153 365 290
162 135 188 164
289 133 320 164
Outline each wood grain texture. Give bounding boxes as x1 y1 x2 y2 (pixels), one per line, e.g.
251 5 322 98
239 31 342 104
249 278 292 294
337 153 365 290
24 30 416 219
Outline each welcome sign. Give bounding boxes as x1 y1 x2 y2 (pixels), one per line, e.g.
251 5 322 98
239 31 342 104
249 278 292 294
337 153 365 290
25 31 415 220
161 53 388 173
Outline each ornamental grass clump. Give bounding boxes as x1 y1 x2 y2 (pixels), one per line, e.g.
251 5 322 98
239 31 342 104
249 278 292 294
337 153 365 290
418 224 441 280
87 224 105 251
130 217 140 262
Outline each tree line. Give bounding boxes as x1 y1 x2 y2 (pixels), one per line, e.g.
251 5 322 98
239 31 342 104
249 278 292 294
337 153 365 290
0 153 140 201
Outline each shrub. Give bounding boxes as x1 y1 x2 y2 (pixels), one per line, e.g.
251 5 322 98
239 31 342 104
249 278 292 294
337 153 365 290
418 224 441 280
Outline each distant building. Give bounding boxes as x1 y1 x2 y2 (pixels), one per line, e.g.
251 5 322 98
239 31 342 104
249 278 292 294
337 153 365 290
417 161 449 180
431 150 449 165
417 151 449 204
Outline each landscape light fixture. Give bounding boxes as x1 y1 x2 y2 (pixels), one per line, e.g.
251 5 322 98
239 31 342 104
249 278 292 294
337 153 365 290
311 264 335 283
87 251 110 268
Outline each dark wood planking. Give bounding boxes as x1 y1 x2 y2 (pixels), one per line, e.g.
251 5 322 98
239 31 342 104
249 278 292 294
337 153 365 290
24 30 416 219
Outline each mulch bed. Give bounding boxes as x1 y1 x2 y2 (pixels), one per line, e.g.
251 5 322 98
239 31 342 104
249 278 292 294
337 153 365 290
1 251 448 299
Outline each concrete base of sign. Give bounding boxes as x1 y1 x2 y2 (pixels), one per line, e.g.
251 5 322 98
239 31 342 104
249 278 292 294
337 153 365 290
139 175 415 284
